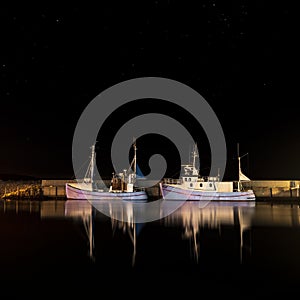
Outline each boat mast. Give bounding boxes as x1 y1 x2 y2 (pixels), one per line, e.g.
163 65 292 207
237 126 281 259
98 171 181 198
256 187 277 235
192 143 198 176
133 138 137 177
237 143 249 191
127 138 138 184
90 144 96 185
237 143 241 191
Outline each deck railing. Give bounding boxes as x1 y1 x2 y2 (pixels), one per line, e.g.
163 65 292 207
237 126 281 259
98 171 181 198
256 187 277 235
163 178 182 185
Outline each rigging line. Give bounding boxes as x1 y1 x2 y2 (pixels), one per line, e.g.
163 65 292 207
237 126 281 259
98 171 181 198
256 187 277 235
127 156 135 174
84 159 92 181
70 157 91 180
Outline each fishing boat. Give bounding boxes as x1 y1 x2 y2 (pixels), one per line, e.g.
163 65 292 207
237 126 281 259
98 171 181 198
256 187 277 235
66 141 148 201
160 144 255 201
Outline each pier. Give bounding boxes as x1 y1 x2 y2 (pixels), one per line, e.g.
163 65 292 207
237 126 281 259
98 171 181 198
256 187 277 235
242 180 300 201
1 179 300 201
37 179 300 202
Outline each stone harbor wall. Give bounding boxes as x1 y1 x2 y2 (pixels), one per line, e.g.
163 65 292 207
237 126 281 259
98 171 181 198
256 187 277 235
1 179 300 200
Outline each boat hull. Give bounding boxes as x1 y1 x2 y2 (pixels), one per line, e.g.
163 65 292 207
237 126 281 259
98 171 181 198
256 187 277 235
65 183 148 201
160 183 255 201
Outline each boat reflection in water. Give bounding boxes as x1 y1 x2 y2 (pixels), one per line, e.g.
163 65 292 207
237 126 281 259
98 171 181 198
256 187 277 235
3 197 300 288
161 201 256 262
67 198 257 265
39 199 147 266
90 199 148 266
35 199 300 267
64 200 95 261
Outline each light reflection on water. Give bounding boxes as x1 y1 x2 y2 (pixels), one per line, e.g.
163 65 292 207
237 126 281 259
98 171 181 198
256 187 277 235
1 198 300 285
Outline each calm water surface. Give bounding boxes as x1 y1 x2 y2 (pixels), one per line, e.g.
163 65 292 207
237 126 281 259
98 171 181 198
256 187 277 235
1 199 300 296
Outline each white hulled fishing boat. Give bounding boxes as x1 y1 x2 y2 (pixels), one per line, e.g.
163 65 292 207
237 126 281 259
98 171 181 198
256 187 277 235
66 141 148 201
160 144 255 202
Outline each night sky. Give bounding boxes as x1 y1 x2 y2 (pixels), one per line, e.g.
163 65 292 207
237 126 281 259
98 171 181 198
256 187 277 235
0 2 297 180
